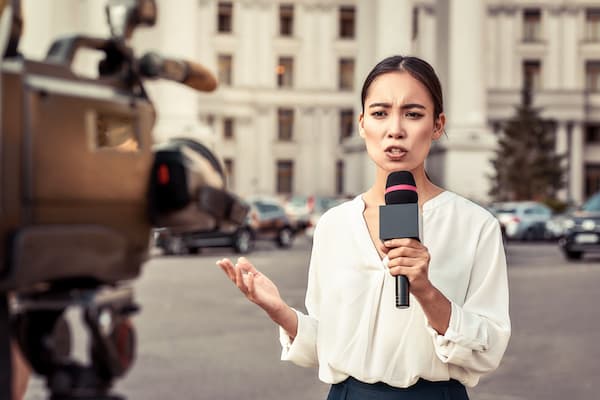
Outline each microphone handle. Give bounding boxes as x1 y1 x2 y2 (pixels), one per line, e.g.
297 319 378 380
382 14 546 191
395 275 409 308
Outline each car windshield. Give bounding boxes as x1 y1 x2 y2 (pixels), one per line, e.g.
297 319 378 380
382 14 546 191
497 208 517 214
289 196 307 207
582 192 600 212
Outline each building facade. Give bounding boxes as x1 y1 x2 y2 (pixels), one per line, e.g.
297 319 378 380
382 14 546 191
17 0 600 204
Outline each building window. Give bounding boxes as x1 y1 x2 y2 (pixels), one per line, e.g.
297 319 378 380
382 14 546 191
223 118 234 140
412 6 419 41
217 2 233 33
585 9 600 41
336 160 344 195
339 58 355 90
218 54 233 86
339 6 355 39
585 164 600 199
224 158 234 189
277 108 294 141
276 57 294 88
340 109 354 142
276 160 294 194
523 8 542 42
586 124 600 143
279 4 294 36
586 61 600 91
523 60 541 90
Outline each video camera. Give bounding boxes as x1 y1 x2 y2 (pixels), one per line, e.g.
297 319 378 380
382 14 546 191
0 0 248 398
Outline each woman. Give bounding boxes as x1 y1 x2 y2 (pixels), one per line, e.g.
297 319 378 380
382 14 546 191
217 55 510 399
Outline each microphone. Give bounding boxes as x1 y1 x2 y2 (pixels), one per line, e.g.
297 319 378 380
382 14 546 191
139 52 218 92
380 171 419 309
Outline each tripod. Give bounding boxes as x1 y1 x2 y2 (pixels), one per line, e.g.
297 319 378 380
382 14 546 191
11 285 138 400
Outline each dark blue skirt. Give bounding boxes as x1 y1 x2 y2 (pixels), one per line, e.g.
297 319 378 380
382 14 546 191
327 377 469 400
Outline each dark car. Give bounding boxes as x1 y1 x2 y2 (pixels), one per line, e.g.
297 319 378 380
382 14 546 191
559 191 600 260
247 197 296 248
153 223 254 255
154 197 295 255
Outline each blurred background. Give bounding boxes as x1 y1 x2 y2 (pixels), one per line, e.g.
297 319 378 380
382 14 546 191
12 0 600 399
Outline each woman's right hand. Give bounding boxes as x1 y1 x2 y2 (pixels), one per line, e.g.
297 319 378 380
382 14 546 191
216 257 284 316
216 257 299 339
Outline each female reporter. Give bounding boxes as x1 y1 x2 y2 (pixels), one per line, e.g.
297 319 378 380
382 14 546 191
217 55 510 399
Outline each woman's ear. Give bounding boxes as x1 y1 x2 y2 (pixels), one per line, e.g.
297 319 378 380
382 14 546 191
358 113 365 138
433 113 446 140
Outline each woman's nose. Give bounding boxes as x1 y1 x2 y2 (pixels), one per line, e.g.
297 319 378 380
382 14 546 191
387 130 405 139
386 114 405 139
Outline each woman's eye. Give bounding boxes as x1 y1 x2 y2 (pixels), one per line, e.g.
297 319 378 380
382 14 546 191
406 112 423 119
371 111 386 117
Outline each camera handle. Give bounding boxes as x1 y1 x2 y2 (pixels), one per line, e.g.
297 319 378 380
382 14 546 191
45 35 137 82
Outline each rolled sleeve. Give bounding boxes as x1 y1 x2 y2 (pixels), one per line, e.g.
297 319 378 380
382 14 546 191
427 218 511 375
279 309 318 368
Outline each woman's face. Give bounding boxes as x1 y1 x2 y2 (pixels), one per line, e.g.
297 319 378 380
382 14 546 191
359 71 444 175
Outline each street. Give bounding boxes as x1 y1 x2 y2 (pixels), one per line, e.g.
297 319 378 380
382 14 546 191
24 237 600 400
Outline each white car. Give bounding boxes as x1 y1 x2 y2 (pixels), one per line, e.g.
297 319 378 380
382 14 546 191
493 201 553 241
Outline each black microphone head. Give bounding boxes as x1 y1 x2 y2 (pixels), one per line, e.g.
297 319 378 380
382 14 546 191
385 171 418 205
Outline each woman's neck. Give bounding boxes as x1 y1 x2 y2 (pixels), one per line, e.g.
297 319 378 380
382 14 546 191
364 168 443 208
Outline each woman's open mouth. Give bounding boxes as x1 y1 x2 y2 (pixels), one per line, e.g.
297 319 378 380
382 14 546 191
385 146 408 160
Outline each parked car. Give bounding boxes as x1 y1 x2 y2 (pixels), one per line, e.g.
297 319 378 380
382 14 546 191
559 191 600 260
153 222 254 255
284 195 315 230
247 197 296 248
492 201 553 241
154 197 295 255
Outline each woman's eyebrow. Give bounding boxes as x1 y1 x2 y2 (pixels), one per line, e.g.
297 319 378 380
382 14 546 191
368 102 427 110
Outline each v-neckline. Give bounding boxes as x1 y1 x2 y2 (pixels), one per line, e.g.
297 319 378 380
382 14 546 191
356 196 390 264
355 191 449 264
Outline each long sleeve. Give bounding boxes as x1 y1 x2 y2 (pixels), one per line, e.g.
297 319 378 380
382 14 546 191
427 217 511 376
279 221 323 367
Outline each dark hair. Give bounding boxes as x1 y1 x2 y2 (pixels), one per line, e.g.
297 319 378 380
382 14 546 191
360 55 444 120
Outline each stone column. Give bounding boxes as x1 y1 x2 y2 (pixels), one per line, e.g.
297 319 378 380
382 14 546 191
417 5 437 68
256 2 274 88
237 2 257 87
562 7 580 89
569 122 585 204
498 6 518 89
546 7 563 89
317 5 336 90
375 0 413 58
435 0 496 202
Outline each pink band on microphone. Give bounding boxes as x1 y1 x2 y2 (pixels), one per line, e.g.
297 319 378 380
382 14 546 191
385 184 417 193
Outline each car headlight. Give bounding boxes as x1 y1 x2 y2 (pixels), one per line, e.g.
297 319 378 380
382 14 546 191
582 219 596 231
563 219 576 230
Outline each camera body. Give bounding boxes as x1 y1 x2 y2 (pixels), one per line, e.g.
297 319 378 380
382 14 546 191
0 55 155 291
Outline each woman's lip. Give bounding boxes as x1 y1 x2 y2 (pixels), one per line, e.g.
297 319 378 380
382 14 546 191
385 149 407 160
384 145 408 152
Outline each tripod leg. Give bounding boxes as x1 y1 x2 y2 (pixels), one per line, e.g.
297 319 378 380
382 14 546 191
1 293 12 400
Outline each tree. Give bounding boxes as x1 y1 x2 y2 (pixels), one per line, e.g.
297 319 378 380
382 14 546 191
489 90 566 202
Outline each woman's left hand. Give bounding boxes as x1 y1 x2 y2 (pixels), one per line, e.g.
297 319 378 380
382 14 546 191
380 238 433 297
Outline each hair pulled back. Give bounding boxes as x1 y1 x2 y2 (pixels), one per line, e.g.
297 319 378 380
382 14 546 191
360 55 444 120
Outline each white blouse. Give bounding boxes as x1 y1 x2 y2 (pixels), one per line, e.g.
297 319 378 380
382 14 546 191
279 191 511 388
